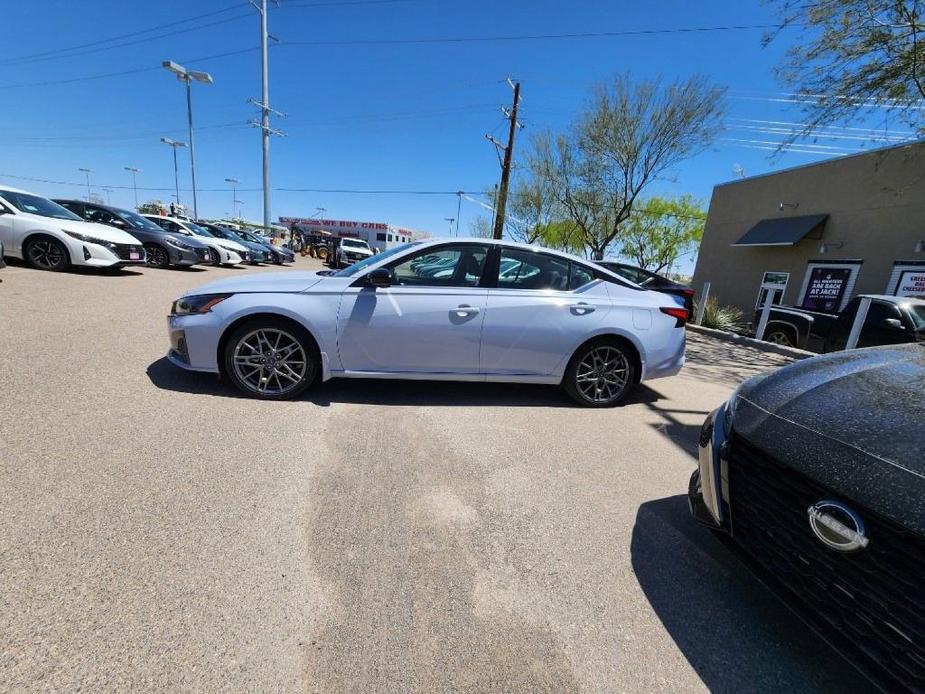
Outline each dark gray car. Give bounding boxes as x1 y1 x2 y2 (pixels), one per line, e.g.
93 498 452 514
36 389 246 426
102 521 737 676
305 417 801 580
55 200 212 268
690 343 925 691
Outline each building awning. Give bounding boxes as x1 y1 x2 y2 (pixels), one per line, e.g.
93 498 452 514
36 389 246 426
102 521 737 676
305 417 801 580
732 214 828 247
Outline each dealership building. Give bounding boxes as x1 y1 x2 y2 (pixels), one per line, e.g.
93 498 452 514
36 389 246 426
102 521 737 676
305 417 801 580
692 139 925 315
278 216 417 252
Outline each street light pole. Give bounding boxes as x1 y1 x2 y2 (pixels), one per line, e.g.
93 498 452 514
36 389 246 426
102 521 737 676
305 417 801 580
225 177 240 219
161 138 187 212
78 168 93 201
444 217 455 236
163 61 213 221
102 187 113 205
124 167 141 210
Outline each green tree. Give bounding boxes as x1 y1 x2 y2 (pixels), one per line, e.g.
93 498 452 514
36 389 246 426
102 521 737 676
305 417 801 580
529 73 725 259
765 0 925 137
618 195 705 273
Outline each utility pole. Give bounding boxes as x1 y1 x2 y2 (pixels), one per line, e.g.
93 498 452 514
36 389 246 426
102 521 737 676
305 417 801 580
78 168 93 202
444 217 455 236
124 167 141 210
491 79 521 240
161 138 187 209
225 177 240 218
249 0 285 233
455 191 463 236
102 187 114 205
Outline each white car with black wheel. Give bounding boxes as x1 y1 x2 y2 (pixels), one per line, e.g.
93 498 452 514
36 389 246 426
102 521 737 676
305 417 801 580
0 186 146 271
144 215 246 266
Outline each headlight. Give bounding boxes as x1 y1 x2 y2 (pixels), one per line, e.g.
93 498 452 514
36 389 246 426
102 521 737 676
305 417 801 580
170 293 232 315
166 239 194 251
64 230 116 249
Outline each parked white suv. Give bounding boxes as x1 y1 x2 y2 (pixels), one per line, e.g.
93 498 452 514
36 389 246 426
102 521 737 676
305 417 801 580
144 215 247 266
335 237 373 268
0 186 145 271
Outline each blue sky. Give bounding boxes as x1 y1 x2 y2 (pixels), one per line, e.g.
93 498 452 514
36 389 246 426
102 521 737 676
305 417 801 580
0 0 909 268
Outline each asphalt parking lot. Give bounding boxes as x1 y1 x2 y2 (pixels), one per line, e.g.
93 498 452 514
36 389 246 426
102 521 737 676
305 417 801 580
1 259 863 692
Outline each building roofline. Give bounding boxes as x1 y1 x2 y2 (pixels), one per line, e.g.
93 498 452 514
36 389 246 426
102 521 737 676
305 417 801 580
715 137 925 189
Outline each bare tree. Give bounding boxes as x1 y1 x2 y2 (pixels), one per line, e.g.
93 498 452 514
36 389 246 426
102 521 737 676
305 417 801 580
469 216 494 238
529 74 725 259
765 0 925 138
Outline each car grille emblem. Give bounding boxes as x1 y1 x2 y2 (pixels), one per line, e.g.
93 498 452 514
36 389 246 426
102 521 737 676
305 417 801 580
807 500 869 552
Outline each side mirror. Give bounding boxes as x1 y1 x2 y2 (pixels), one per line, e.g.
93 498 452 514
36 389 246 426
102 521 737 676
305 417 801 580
0 206 11 215
366 267 392 288
883 317 905 331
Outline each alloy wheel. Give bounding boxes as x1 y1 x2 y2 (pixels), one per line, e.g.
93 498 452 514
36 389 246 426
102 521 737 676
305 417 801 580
146 245 169 268
574 346 630 404
232 328 308 396
28 239 66 270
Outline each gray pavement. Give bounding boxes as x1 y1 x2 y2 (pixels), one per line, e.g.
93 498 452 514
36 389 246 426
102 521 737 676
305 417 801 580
0 259 862 692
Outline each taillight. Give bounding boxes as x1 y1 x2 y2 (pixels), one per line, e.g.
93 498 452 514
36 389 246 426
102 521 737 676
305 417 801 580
660 306 689 327
681 288 695 297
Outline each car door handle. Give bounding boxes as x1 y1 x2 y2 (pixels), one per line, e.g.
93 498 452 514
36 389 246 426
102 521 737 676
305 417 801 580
453 304 480 317
570 302 595 315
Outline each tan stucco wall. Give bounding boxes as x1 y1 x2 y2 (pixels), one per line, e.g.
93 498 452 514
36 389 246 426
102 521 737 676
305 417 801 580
692 140 925 314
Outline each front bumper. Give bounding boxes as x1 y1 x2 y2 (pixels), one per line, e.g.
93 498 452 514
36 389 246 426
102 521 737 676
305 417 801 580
168 245 201 266
688 405 729 531
74 241 147 268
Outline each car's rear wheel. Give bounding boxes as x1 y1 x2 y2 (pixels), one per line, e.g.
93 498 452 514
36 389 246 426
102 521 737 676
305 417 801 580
315 245 329 261
25 236 70 271
144 243 170 269
766 328 796 347
223 318 318 400
562 339 636 407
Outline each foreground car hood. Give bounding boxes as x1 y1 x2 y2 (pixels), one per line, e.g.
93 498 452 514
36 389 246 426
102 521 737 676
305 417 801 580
733 344 925 532
183 271 327 296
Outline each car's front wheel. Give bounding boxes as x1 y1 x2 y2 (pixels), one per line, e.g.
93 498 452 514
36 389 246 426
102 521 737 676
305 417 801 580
144 243 170 269
25 236 70 271
765 328 796 347
223 318 318 400
562 339 636 407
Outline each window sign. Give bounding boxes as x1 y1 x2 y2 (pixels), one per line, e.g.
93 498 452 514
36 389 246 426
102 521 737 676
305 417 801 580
801 267 851 312
895 270 925 299
761 271 789 289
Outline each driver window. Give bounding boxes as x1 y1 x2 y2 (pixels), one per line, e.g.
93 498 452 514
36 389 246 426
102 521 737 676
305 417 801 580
86 207 115 225
387 245 488 287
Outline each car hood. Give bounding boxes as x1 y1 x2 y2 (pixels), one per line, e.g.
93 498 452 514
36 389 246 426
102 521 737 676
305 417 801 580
183 271 335 296
202 237 247 252
733 344 925 532
63 221 142 245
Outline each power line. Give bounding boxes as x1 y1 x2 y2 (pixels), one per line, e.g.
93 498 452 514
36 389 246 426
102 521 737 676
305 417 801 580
0 3 244 66
281 23 790 48
0 47 261 90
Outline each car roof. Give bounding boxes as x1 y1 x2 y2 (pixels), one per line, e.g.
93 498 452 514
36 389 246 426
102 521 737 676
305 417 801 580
0 185 32 195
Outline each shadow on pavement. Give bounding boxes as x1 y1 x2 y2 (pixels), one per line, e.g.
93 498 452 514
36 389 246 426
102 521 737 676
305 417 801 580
631 495 867 693
2 257 144 277
146 356 662 408
683 333 794 388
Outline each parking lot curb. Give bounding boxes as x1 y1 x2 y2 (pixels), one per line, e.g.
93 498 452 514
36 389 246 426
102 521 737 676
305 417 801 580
687 324 814 360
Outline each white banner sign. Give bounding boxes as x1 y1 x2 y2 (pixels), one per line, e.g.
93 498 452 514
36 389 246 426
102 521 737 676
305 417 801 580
895 270 925 298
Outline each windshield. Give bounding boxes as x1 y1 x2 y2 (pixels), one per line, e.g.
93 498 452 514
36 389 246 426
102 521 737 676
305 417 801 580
117 209 164 231
1 190 83 220
239 231 265 244
185 222 215 237
342 238 368 248
909 304 925 331
334 243 417 277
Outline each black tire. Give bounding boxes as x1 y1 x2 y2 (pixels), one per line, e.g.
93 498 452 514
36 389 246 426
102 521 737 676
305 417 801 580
24 236 71 271
211 248 223 266
144 243 170 269
562 338 637 408
270 252 282 265
223 317 318 400
765 327 796 347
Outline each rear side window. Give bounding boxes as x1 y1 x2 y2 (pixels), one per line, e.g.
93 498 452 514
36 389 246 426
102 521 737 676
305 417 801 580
569 263 596 290
498 249 570 290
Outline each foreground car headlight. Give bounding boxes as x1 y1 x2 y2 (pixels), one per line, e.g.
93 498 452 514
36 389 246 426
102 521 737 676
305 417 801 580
170 293 232 315
64 230 116 249
166 239 194 251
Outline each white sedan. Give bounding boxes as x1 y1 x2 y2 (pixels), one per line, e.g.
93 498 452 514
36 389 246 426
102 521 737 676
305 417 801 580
0 186 145 271
166 239 687 406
